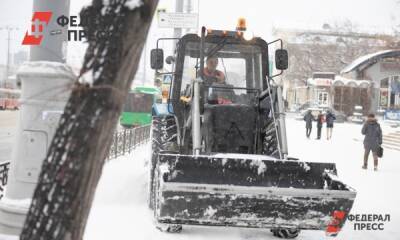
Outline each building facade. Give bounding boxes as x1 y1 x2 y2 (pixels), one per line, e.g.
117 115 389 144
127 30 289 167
341 50 400 119
273 27 396 111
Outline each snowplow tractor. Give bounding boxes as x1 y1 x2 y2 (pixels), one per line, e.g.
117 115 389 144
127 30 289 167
148 26 356 238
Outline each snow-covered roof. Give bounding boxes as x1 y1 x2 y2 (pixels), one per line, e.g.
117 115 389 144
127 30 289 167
341 49 400 74
307 75 372 87
0 88 21 94
333 76 371 87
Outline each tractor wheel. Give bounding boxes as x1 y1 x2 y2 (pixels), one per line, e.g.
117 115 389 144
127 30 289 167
152 145 182 234
271 228 300 239
148 115 178 209
156 223 183 233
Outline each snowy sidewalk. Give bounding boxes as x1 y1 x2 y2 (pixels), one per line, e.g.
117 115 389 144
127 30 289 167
286 118 400 240
86 118 400 239
84 119 400 240
2 119 398 239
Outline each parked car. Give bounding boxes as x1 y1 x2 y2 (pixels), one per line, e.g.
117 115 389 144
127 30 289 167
349 105 364 124
330 108 347 123
294 101 315 112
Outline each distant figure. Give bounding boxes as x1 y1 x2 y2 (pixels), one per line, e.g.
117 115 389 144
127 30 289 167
284 99 289 111
362 113 382 171
316 111 324 140
325 110 336 140
303 110 313 139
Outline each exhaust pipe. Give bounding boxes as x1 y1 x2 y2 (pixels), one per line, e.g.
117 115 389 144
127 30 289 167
192 27 206 155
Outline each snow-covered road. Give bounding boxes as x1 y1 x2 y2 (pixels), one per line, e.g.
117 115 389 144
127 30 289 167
85 117 400 240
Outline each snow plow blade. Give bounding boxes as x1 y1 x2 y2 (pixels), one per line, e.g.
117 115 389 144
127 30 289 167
154 153 356 231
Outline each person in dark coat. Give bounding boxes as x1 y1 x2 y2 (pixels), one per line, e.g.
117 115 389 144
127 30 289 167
303 110 313 138
362 113 382 171
325 110 336 140
316 111 324 140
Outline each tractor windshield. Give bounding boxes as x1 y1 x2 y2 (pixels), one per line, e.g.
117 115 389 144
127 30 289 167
181 41 264 105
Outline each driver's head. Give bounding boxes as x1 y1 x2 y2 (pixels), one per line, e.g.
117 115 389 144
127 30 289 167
206 56 218 71
367 113 376 121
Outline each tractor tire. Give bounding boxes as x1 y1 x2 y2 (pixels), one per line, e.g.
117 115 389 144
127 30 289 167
262 118 279 158
156 223 183 233
271 228 300 239
152 160 184 235
148 115 178 209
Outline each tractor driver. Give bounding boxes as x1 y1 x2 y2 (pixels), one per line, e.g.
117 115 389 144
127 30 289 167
202 56 226 85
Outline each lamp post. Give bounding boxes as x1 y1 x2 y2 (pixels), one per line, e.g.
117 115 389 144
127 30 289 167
0 0 72 235
0 26 19 88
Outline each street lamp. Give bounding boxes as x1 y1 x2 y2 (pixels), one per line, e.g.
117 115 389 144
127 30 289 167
0 26 19 88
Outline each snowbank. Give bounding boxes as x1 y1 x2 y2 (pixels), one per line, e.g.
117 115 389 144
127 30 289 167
17 61 76 80
0 197 31 213
0 234 18 240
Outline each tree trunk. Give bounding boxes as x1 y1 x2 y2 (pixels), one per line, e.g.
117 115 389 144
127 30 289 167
19 0 158 239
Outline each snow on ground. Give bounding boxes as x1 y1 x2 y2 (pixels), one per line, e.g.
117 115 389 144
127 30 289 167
286 117 400 240
0 234 17 240
85 116 400 240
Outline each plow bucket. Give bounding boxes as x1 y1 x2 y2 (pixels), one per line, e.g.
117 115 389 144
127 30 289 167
153 153 356 232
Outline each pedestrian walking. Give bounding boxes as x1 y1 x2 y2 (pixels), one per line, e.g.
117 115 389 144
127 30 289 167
316 111 324 140
325 110 336 140
361 113 382 171
304 110 313 138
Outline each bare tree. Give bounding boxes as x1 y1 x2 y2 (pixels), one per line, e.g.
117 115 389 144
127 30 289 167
390 2 400 41
19 0 158 239
281 20 390 84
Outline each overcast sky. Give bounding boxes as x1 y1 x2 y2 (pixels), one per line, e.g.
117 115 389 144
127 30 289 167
1 0 399 71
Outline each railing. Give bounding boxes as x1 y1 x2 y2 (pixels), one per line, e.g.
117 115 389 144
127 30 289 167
107 125 151 160
0 161 10 200
0 126 150 196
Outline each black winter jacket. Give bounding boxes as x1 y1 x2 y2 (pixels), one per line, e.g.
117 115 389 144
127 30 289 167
362 119 382 151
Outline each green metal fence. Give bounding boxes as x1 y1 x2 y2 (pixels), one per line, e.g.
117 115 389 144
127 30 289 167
107 124 151 159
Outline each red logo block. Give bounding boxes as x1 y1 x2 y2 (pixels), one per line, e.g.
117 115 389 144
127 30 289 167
326 210 347 236
22 11 52 45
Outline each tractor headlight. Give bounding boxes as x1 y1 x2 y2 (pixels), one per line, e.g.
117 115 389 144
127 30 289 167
243 30 254 41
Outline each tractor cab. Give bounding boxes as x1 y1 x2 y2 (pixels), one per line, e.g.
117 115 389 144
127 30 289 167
151 21 288 158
